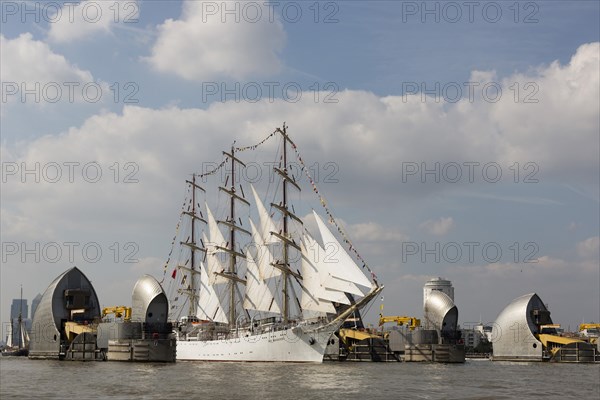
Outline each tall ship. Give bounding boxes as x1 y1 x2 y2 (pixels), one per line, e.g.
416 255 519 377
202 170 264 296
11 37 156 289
2 286 29 357
163 124 383 362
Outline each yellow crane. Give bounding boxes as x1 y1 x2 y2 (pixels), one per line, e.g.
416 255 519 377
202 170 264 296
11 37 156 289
579 323 600 331
102 306 132 321
379 315 421 330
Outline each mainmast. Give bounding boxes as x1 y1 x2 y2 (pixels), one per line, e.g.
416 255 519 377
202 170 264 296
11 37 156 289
272 124 302 323
219 145 250 325
181 174 206 317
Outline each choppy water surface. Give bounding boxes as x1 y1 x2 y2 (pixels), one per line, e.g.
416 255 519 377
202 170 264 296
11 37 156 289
1 357 598 399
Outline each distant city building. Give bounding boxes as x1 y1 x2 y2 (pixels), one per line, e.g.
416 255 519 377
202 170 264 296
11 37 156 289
10 298 28 320
475 323 493 342
31 293 42 319
462 326 490 349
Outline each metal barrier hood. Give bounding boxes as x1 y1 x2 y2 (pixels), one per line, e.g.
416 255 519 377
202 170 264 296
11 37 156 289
131 275 168 323
29 267 100 359
492 292 552 361
423 290 458 332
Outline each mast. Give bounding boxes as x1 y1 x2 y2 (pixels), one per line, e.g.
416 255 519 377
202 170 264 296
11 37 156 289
191 175 196 315
218 144 250 325
190 175 197 316
229 145 236 324
17 285 22 349
181 175 206 317
282 126 290 323
271 124 301 323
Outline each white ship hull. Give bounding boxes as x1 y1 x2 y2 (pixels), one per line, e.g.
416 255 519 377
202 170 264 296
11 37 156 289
176 322 339 362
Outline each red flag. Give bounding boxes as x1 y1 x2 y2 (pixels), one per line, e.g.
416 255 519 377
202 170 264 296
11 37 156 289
171 269 177 279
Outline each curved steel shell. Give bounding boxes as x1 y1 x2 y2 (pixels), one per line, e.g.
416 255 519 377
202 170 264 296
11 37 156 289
492 293 552 361
131 275 169 323
423 290 458 332
29 267 100 359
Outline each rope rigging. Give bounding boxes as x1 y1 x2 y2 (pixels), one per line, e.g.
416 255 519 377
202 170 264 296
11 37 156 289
162 124 378 320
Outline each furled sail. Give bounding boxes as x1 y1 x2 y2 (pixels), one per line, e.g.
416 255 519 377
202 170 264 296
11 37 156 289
313 211 372 289
197 262 228 324
243 249 281 314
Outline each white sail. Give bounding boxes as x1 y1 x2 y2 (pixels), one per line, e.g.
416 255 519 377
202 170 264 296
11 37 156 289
300 240 336 314
20 320 29 347
5 321 13 348
243 249 281 314
313 211 372 289
204 212 229 285
250 185 279 244
249 219 281 279
304 233 354 305
198 262 228 324
169 126 384 363
304 234 364 296
206 204 228 251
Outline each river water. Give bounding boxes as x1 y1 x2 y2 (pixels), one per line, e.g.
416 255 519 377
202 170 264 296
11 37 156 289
1 357 598 399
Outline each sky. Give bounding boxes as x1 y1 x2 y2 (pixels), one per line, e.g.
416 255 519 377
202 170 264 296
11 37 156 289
1 0 599 334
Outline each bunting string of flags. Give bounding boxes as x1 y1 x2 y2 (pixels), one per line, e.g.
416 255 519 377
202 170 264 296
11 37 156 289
198 158 227 178
234 130 277 152
161 126 378 286
165 130 277 282
289 141 378 282
161 186 191 283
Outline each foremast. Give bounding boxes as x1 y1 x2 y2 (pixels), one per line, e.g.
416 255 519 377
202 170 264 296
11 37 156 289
180 174 206 317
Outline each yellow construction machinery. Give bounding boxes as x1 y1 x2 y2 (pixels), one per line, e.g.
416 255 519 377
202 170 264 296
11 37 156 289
64 321 96 342
579 323 600 331
379 315 421 330
537 333 583 357
579 323 599 344
102 306 132 321
339 328 380 344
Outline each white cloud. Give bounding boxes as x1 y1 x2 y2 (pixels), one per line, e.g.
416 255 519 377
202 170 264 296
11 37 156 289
0 33 106 106
577 236 600 259
350 222 409 242
146 1 286 80
47 0 140 43
3 43 598 239
2 42 599 331
492 42 600 182
419 217 454 236
1 33 94 85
